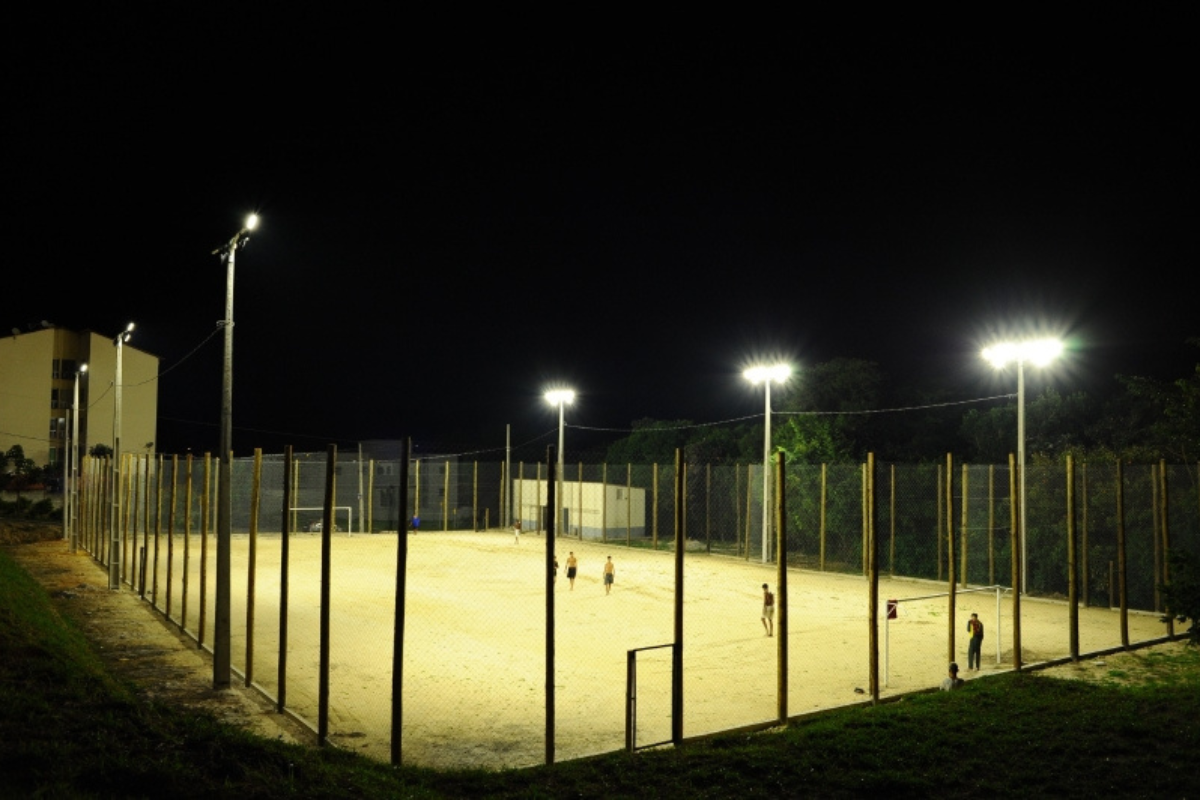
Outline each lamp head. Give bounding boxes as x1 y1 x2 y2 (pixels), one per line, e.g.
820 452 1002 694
244 213 259 232
743 364 791 384
544 389 575 406
982 338 1063 369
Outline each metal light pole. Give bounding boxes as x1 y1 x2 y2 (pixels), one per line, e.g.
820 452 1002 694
110 324 133 589
982 338 1063 594
544 389 574 535
69 363 87 552
213 212 258 689
744 364 791 563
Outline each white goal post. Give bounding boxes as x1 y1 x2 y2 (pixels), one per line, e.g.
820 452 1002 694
884 584 1008 687
288 506 355 536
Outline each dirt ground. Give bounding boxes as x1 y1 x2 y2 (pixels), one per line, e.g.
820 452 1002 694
1 522 310 748
3 522 1174 771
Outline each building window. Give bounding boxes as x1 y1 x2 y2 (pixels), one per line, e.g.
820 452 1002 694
61 359 77 377
51 388 62 409
49 447 59 469
52 359 61 379
50 417 66 440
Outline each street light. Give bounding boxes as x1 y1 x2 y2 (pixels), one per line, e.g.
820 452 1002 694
69 363 87 553
744 364 791 563
982 337 1063 593
212 212 258 690
544 389 574 535
110 324 134 589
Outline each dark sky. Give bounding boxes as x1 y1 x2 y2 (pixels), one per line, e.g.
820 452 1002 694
8 16 1197 458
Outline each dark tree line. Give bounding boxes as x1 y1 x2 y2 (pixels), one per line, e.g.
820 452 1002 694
603 342 1200 466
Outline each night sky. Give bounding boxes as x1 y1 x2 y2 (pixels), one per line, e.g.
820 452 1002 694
8 16 1197 459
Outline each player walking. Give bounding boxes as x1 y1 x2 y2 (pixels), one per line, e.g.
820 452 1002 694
761 583 775 636
966 613 984 670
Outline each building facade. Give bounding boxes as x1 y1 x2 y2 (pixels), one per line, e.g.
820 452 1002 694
0 326 159 471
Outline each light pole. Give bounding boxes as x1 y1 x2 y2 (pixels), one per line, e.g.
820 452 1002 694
544 389 574 535
212 212 258 689
982 338 1063 593
110 324 134 589
744 364 791 563
69 363 87 552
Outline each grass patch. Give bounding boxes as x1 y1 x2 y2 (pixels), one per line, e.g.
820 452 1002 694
2 545 1199 798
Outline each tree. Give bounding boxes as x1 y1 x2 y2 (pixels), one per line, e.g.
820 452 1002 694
89 443 114 458
1160 550 1200 645
775 358 884 463
3 445 38 495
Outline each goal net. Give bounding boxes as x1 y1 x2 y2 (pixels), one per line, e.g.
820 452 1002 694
289 506 355 535
884 585 1009 688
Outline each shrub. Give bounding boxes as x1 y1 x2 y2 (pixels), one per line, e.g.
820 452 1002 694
1161 549 1200 644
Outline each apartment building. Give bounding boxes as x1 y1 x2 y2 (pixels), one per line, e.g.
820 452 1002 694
0 325 159 471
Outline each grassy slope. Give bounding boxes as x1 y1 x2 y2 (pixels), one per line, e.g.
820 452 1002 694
2 545 1198 799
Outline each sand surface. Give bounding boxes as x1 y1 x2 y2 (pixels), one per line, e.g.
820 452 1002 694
16 529 1172 770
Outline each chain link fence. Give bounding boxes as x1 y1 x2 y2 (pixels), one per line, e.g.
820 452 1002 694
73 450 1198 769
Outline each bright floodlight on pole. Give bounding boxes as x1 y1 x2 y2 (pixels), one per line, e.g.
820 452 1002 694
982 337 1063 594
212 212 259 690
744 363 791 564
110 323 134 590
544 389 575 535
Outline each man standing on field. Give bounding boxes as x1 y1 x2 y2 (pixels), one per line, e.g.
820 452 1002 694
966 612 984 670
603 556 615 594
761 583 775 636
566 552 578 590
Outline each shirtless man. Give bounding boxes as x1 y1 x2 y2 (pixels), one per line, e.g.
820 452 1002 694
566 552 578 590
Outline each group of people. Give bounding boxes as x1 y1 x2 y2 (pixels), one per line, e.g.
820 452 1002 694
757 582 985 693
549 551 615 594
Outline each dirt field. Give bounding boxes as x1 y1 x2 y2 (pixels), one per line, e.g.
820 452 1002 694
9 525 1172 771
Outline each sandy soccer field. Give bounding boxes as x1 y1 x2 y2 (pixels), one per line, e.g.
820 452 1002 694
140 529 1169 770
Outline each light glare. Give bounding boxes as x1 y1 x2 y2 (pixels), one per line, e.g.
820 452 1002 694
982 338 1063 369
245 213 260 231
743 364 791 384
544 389 575 405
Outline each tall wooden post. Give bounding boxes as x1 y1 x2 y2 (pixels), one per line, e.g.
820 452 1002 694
1116 458 1129 647
672 449 684 745
946 454 956 666
1160 460 1173 638
776 451 788 722
545 446 557 765
1010 453 1022 670
867 453 879 704
1067 454 1079 660
390 440 409 765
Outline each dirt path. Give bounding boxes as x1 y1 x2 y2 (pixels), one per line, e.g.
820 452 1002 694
3 532 311 747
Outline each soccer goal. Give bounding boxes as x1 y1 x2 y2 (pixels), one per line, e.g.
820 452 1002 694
289 507 355 536
884 584 1009 687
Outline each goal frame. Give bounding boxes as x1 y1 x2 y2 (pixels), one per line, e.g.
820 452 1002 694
884 584 1007 686
288 506 355 536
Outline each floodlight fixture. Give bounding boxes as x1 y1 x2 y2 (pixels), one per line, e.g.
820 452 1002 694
982 338 1063 370
981 336 1064 593
544 389 576 406
743 364 791 384
544 388 575 534
214 212 259 690
745 362 791 563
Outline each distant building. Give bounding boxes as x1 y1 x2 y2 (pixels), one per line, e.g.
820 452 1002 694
0 325 159 471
